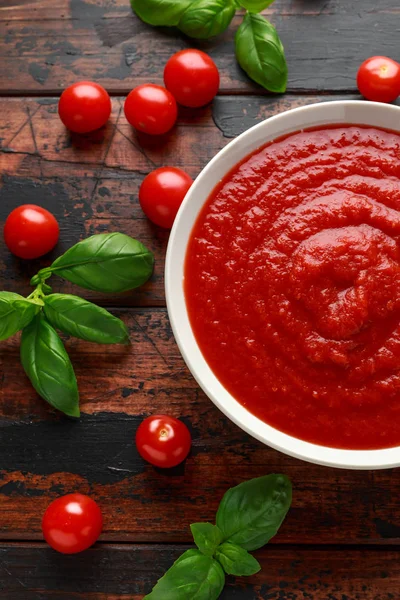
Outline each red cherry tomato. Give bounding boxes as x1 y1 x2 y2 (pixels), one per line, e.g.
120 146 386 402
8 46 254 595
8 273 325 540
58 81 111 133
357 56 400 103
164 49 220 108
4 205 59 259
139 167 193 229
124 84 178 135
42 493 103 554
136 415 192 468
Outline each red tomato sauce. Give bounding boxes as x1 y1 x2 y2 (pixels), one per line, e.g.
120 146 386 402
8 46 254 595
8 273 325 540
185 125 400 450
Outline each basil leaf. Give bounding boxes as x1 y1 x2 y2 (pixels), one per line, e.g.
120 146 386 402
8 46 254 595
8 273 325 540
39 233 154 294
216 474 292 551
43 294 130 345
179 0 236 39
239 0 275 12
144 549 225 599
215 542 261 576
42 283 53 294
235 13 288 93
131 0 191 26
20 314 80 417
0 292 39 341
190 523 223 557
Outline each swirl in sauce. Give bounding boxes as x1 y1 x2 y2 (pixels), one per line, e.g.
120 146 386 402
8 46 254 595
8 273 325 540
185 126 400 449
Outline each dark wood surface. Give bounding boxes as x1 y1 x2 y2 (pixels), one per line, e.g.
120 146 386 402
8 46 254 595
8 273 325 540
1 1 400 598
2 544 400 599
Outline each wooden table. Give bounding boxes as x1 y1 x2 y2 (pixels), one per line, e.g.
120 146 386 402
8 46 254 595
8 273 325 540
1 1 400 598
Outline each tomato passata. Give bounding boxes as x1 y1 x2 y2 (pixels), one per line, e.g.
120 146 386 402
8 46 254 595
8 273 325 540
42 493 103 554
164 49 220 108
139 167 193 229
136 415 192 468
58 81 111 133
124 84 178 135
357 56 400 103
4 205 59 259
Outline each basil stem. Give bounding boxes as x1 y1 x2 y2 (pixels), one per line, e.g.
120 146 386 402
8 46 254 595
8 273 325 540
0 292 40 341
37 233 154 294
235 12 288 92
20 314 80 417
43 294 130 345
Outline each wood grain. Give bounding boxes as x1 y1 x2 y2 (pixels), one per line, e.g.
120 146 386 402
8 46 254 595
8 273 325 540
2 1 400 594
1 543 399 599
0 93 357 307
2 308 400 545
0 0 399 94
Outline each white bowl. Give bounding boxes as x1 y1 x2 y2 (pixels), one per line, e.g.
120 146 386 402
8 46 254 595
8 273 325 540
165 100 400 470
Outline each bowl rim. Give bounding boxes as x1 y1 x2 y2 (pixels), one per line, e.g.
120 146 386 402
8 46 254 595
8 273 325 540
165 99 400 470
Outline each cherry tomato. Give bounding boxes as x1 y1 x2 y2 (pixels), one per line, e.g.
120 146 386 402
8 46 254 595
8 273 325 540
164 49 220 108
58 81 111 133
139 167 193 229
124 84 178 135
42 493 103 554
136 415 192 468
357 56 400 103
4 205 59 259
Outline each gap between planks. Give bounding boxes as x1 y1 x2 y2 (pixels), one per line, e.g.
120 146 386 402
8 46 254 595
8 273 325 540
0 89 359 99
2 541 400 550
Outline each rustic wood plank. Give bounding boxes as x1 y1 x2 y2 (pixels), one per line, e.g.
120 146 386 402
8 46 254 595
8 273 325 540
2 308 400 545
0 93 359 307
2 93 400 547
0 0 399 94
1 542 400 599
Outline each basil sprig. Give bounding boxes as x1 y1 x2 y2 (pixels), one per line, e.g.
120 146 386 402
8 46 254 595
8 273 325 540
144 474 292 599
1 233 154 416
131 0 287 93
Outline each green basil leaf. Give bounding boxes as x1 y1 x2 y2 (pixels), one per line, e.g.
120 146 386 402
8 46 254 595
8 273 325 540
215 542 261 576
239 0 275 12
190 523 223 557
131 0 191 26
0 292 39 341
216 474 292 551
144 549 225 599
39 233 154 294
20 314 80 417
43 294 130 345
235 13 288 92
41 283 53 294
179 0 236 39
